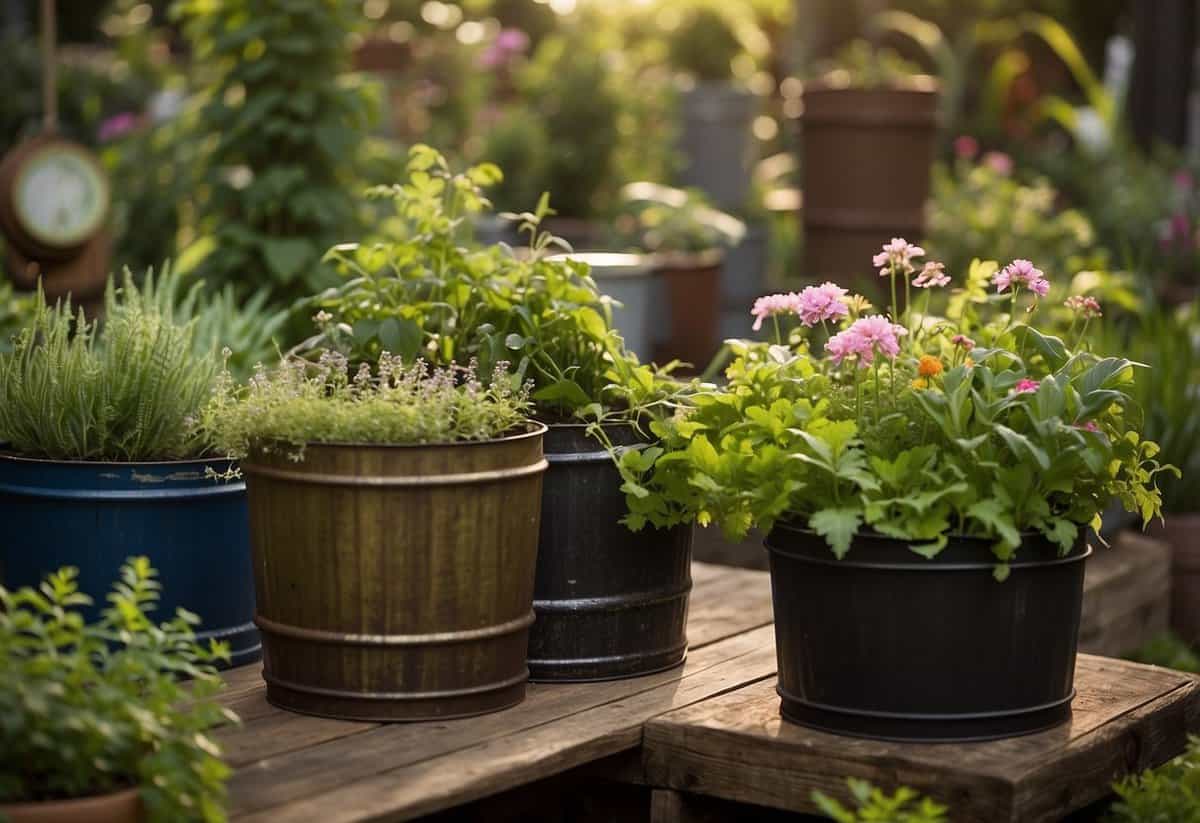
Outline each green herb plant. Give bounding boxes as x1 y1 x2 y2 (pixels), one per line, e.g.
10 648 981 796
204 353 531 461
314 145 680 422
617 248 1174 577
1106 736 1200 822
616 182 746 256
813 778 948 823
0 268 219 461
0 558 235 822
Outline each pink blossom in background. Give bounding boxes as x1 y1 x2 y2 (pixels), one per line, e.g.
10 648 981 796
993 259 1049 296
824 330 856 366
951 334 976 351
912 261 951 288
98 112 141 142
1013 378 1040 395
750 292 802 331
954 135 979 160
1074 420 1100 433
1063 295 1102 318
872 237 925 276
982 151 1014 176
1170 213 1191 243
1174 169 1195 191
796 282 849 327
478 27 529 69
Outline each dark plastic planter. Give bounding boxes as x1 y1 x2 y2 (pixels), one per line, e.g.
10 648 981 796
528 423 693 681
0 453 259 668
765 521 1090 742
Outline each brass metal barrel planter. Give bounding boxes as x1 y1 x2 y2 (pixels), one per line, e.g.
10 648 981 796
242 424 548 722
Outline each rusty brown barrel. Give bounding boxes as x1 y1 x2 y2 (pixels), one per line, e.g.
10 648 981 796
654 249 723 370
801 79 940 293
241 424 548 722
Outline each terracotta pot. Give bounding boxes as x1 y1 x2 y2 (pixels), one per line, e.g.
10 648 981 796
653 249 723 370
1150 514 1200 646
0 786 143 823
242 425 547 721
800 79 940 293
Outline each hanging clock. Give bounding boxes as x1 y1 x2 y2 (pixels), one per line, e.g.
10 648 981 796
13 141 109 250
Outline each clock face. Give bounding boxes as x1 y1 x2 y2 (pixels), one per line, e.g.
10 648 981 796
12 143 110 249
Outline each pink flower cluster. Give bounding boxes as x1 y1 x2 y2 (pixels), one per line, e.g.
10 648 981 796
873 238 925 277
993 259 1050 297
1063 295 1102 318
1013 378 1040 395
825 315 907 367
951 334 976 351
912 261 950 289
750 292 801 331
796 282 849 327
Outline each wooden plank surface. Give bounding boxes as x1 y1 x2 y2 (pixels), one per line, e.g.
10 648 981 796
642 655 1200 823
217 562 775 822
1078 532 1171 656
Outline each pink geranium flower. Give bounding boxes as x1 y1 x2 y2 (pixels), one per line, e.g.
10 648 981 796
983 151 1014 176
796 282 849 327
951 334 976 351
954 135 979 160
993 259 1049 297
912 261 950 288
826 315 907 367
872 237 924 276
1013 378 1040 395
750 292 802 331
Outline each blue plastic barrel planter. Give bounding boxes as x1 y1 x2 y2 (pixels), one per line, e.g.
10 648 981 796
0 454 260 667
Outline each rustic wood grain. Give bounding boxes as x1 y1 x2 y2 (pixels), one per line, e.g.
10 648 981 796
1079 533 1171 656
642 655 1199 823
215 563 776 819
232 625 776 822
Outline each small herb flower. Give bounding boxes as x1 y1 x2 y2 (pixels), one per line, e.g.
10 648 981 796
911 377 928 389
872 237 925 276
750 292 802 331
993 259 1049 297
917 355 944 378
951 334 976 351
1075 420 1100 433
1063 295 1102 319
912 261 951 289
1013 378 1041 394
796 282 850 327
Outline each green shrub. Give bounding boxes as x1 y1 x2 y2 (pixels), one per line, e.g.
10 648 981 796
667 5 744 84
1107 737 1200 822
203 353 531 459
0 268 218 461
1128 633 1200 675
814 778 948 822
0 558 234 821
174 0 374 304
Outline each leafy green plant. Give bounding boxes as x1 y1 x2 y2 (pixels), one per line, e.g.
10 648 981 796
1106 736 1200 822
0 558 234 821
0 280 35 355
1093 302 1200 515
1128 632 1200 674
314 145 677 421
188 286 291 383
616 182 746 255
667 5 744 84
819 39 927 88
925 157 1107 282
0 268 218 461
619 246 1174 575
814 778 948 822
203 353 532 460
173 0 374 304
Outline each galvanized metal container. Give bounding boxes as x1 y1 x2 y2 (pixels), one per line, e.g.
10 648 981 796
548 252 655 361
528 423 693 682
766 522 1089 742
0 454 259 667
242 425 547 722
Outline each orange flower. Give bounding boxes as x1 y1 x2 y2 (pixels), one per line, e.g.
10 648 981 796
918 355 944 378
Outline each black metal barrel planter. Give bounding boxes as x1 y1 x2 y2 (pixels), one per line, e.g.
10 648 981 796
528 422 693 682
0 453 260 667
765 521 1090 742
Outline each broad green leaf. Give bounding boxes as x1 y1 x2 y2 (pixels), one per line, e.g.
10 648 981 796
810 507 863 560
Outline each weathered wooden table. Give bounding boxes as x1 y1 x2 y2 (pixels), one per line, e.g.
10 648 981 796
216 542 1190 823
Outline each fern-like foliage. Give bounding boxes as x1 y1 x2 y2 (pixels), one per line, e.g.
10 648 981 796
0 267 219 461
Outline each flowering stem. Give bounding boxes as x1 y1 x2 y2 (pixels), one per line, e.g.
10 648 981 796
904 277 912 338
872 358 881 425
772 315 782 346
890 268 899 325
